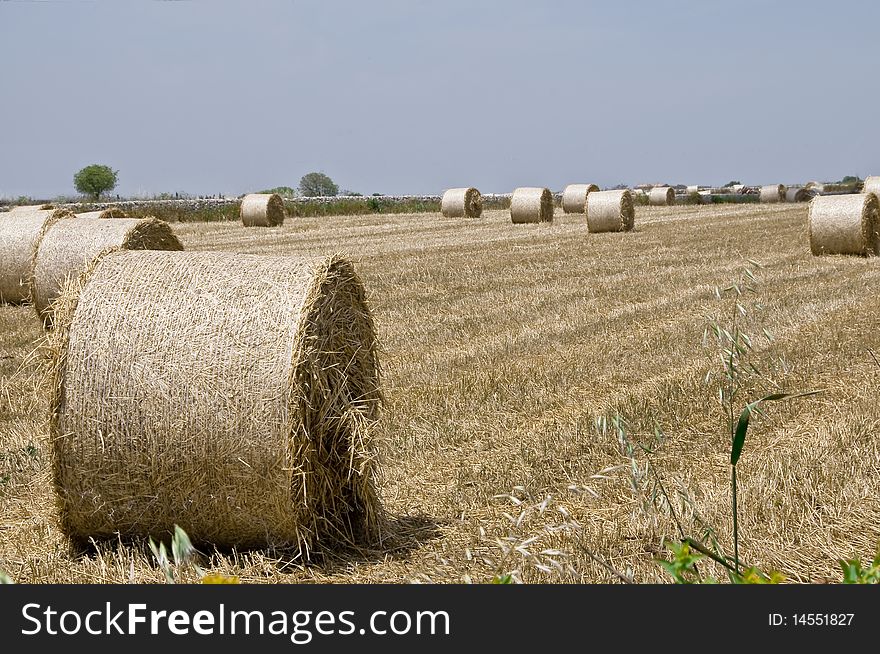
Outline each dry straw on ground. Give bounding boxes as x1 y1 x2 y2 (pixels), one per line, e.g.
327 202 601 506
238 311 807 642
47 250 384 552
586 189 635 233
760 184 786 203
441 187 482 218
808 193 880 256
648 186 675 206
561 184 599 214
863 176 880 199
510 187 553 223
240 193 285 227
0 208 73 304
785 188 812 203
31 216 182 320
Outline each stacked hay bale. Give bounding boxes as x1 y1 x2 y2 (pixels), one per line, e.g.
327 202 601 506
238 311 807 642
808 194 880 256
510 187 553 223
785 187 812 203
760 184 786 203
586 189 635 233
863 176 880 200
441 187 482 218
32 215 182 321
0 207 73 304
47 250 383 551
240 193 285 227
561 183 599 214
648 186 675 206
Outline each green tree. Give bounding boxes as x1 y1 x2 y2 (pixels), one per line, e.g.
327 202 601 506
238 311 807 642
74 164 118 200
723 180 741 187
298 172 339 197
259 186 298 197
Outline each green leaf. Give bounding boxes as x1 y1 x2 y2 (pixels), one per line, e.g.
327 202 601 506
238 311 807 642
0 570 14 584
731 391 823 465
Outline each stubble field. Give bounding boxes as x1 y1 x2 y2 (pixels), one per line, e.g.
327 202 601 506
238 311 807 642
2 202 879 583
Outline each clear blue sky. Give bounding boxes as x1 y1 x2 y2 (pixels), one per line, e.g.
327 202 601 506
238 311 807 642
1 0 877 198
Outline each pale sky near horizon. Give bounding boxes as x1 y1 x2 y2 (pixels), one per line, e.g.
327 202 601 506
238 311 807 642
1 0 878 198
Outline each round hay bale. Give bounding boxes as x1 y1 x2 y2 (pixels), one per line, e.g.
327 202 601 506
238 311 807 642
0 208 73 304
760 184 786 203
74 207 129 220
863 176 880 199
240 193 285 227
47 250 383 551
440 187 482 218
561 184 599 214
808 193 880 256
32 216 182 320
785 187 812 203
586 189 635 233
510 187 553 223
686 185 699 194
648 187 675 206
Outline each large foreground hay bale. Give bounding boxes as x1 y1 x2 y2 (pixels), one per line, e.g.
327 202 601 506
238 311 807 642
785 187 812 203
760 184 786 203
863 176 880 199
586 189 635 233
561 183 599 214
240 193 285 227
648 186 675 206
0 208 72 304
47 250 383 551
441 187 482 218
808 193 880 256
510 187 553 223
32 216 182 320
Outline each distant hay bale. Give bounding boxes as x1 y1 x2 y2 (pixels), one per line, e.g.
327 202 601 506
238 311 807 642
47 250 383 551
586 189 635 233
808 193 880 256
760 184 786 203
74 207 129 220
0 208 73 304
561 184 599 214
32 216 182 320
864 176 880 199
785 187 812 203
686 185 699 194
10 204 54 213
648 186 675 206
510 187 553 223
240 193 285 227
441 187 482 218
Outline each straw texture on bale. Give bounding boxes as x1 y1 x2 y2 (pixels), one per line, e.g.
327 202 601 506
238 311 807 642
32 216 182 319
440 187 482 218
785 187 812 203
586 189 635 233
561 184 599 214
760 184 786 203
648 186 675 206
863 176 880 200
510 187 553 223
240 193 285 227
0 208 72 304
808 193 880 256
9 204 53 213
47 250 383 551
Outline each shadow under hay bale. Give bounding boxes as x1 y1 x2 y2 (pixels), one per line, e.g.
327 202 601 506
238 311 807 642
510 187 553 223
0 207 73 304
648 186 675 206
47 250 384 553
240 193 285 227
32 216 182 322
586 189 635 233
561 183 599 214
808 193 880 256
440 187 482 218
760 184 786 203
